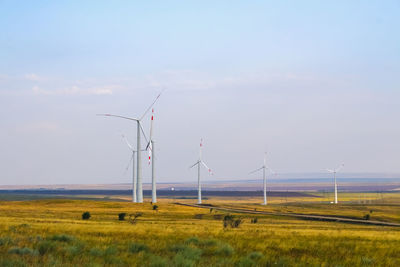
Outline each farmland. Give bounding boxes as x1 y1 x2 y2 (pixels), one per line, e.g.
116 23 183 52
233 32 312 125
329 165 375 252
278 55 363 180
0 193 400 266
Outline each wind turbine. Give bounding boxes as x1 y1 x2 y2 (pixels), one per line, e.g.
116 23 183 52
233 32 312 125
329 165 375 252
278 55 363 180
249 153 269 205
189 139 213 204
98 92 161 203
122 134 137 202
146 108 157 203
327 163 344 204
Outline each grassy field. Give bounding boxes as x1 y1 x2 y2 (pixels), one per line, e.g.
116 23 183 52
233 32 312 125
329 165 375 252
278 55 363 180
0 193 400 266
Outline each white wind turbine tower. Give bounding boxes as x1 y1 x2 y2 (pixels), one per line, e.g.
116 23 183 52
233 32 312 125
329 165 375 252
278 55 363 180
327 163 344 204
189 139 213 204
249 153 270 205
122 134 137 202
146 108 157 203
98 93 161 203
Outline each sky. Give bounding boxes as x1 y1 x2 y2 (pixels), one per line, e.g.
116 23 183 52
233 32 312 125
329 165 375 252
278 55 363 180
1 1 399 185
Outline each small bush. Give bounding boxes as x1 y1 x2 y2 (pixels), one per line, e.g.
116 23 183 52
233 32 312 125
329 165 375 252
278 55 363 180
149 255 169 267
38 240 56 256
173 253 195 267
0 237 13 246
171 245 202 261
50 234 74 242
128 212 142 224
200 239 217 247
250 218 258 224
89 247 103 257
8 247 37 256
82 212 91 220
118 213 127 221
216 244 234 256
128 242 149 253
153 205 159 211
361 257 374 265
364 214 370 220
248 251 263 261
236 257 255 267
223 214 243 228
0 259 27 267
185 237 200 245
104 245 118 256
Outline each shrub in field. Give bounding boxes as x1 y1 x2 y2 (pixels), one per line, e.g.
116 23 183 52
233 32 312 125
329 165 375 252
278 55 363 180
104 245 118 256
0 259 26 267
171 244 202 261
152 205 159 211
200 239 217 247
65 241 85 257
215 244 234 256
149 255 169 267
82 212 91 220
0 237 13 246
364 214 370 220
50 234 74 242
361 257 374 265
185 237 200 245
248 251 263 261
89 247 103 257
128 242 149 253
223 214 243 228
236 256 255 267
173 253 195 267
8 247 38 256
38 240 56 256
250 217 258 224
128 212 142 224
118 213 127 221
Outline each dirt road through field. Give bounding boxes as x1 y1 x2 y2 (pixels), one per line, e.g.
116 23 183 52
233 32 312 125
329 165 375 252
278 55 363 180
175 203 400 227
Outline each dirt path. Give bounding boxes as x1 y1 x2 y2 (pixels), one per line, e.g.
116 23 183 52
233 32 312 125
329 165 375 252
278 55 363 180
174 202 400 227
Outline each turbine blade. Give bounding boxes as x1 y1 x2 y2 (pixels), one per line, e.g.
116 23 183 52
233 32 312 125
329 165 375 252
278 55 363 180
189 161 200 169
264 152 267 166
139 122 149 144
336 163 345 172
149 109 154 141
199 138 203 160
140 91 163 120
201 161 213 175
249 166 264 174
97 114 139 121
124 153 134 175
122 134 134 150
147 109 155 165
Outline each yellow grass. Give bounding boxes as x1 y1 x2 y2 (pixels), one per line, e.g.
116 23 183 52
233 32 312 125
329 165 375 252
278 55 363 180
0 195 400 266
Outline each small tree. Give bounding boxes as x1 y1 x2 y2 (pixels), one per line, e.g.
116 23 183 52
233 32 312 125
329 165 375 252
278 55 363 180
128 212 142 224
152 205 159 212
118 213 127 221
82 212 91 220
364 214 370 220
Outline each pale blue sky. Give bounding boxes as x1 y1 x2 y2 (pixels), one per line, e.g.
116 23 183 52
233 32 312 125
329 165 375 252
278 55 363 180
0 1 399 184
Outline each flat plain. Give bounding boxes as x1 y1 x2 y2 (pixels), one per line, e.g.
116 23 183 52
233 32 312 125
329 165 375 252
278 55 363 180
0 192 400 267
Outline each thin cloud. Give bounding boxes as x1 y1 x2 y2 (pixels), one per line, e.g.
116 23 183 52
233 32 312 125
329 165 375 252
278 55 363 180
32 85 114 96
25 73 45 82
